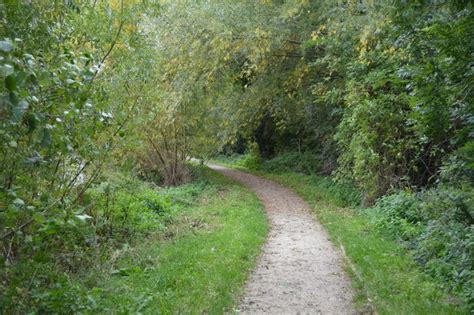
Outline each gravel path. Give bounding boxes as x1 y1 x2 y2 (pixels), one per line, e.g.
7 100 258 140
208 164 355 315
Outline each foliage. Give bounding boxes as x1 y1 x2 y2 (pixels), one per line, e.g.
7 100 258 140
0 165 227 313
328 1 474 202
0 1 167 311
234 153 262 170
259 151 321 174
198 0 474 203
368 187 474 307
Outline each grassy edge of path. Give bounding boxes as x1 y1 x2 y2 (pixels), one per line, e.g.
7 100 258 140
90 167 267 314
212 159 466 314
262 171 467 314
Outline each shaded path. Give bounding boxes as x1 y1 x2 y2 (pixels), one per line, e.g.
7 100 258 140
208 164 355 314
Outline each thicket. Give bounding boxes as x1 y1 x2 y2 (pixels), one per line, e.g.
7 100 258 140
223 1 473 202
368 188 473 305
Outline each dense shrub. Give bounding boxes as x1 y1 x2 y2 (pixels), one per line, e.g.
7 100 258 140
260 151 321 174
235 152 262 170
306 176 361 208
368 187 474 306
368 191 423 242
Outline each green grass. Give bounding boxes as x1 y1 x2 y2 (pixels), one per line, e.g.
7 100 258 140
88 168 267 314
259 171 467 314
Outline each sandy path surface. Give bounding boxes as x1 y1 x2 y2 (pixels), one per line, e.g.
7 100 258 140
208 164 355 315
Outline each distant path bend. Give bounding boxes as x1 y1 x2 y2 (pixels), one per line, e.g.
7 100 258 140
207 164 355 315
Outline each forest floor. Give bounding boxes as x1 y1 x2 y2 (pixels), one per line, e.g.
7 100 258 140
208 164 355 314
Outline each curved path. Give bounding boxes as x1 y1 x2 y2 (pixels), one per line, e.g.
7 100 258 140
208 164 355 314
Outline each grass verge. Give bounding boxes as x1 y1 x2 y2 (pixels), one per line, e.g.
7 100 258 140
261 171 467 314
79 167 267 314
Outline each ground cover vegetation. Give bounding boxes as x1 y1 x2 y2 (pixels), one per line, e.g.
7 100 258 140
1 0 472 313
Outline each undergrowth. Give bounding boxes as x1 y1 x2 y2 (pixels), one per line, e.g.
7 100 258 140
92 169 267 313
367 188 474 308
0 165 267 313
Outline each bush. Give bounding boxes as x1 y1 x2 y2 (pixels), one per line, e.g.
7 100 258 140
307 176 360 208
260 151 321 174
218 143 261 170
368 191 424 242
367 187 474 307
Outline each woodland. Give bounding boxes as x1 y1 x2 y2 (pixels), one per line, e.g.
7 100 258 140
0 0 473 313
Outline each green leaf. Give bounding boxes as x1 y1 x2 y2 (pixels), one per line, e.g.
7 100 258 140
13 198 25 207
0 64 14 77
0 40 13 52
13 100 29 121
40 128 52 147
9 92 18 106
5 75 16 91
14 70 27 86
25 112 38 132
40 193 50 203
32 213 46 224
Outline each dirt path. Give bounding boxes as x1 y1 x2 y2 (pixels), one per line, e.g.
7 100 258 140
208 164 355 314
